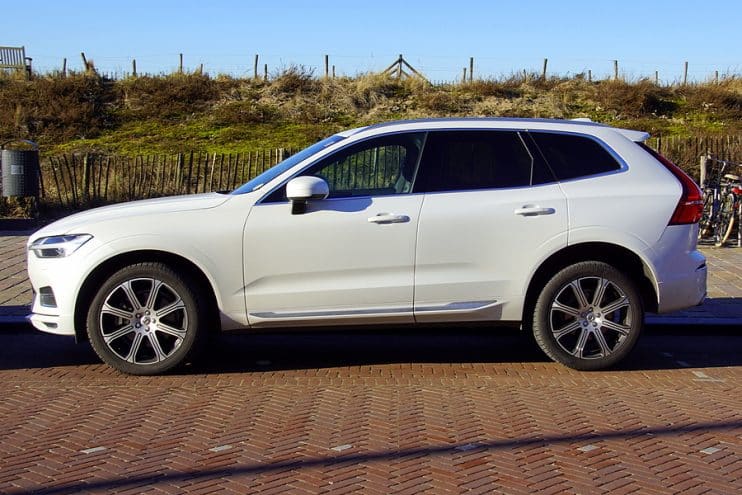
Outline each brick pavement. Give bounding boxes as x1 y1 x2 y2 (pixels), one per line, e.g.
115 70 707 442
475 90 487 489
0 328 741 494
1 230 741 493
0 232 31 318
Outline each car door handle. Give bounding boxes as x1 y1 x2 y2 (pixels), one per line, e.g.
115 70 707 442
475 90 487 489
368 213 410 224
514 206 556 217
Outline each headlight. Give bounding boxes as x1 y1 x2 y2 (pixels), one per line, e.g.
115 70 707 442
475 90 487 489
29 234 93 258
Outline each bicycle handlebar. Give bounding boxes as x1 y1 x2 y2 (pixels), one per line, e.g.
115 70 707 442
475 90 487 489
707 156 741 168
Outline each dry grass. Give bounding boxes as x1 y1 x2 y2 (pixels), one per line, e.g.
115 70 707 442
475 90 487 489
1 70 741 156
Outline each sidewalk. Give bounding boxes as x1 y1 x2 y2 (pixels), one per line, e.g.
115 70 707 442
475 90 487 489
0 230 32 324
1 229 741 326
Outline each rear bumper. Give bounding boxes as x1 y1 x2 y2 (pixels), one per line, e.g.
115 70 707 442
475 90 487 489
649 225 708 314
655 254 707 313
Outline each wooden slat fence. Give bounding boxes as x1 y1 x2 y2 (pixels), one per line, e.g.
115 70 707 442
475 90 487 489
649 135 742 181
40 148 294 208
35 136 742 210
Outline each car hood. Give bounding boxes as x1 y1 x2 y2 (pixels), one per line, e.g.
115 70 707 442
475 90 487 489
32 193 232 239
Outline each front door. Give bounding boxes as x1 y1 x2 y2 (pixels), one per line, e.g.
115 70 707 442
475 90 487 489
243 132 426 327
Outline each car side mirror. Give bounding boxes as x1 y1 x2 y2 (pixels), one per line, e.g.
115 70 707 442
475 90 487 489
286 176 330 214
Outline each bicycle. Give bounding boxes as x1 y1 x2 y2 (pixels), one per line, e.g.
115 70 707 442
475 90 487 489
713 168 741 247
698 156 741 247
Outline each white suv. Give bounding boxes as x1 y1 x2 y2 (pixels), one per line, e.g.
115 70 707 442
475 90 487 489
27 118 707 374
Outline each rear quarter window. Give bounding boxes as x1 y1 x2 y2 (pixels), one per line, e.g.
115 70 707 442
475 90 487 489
530 132 622 180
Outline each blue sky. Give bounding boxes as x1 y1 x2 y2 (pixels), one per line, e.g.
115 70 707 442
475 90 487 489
4 0 740 83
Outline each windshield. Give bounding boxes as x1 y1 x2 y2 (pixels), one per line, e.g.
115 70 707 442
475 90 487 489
232 135 346 194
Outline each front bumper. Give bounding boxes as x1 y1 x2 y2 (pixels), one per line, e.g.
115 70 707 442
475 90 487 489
26 238 109 337
29 310 76 336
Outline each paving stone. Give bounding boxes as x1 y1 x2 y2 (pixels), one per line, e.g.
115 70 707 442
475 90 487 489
0 236 741 493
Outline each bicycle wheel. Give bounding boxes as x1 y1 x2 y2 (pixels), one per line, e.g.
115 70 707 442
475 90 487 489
719 198 739 246
698 190 715 240
713 193 736 247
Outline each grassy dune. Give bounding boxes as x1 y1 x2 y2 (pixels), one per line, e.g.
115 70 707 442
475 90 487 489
1 67 740 156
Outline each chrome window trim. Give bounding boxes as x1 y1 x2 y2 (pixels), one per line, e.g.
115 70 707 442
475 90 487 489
255 126 631 204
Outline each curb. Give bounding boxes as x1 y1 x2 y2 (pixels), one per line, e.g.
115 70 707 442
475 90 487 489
646 315 742 326
0 315 29 325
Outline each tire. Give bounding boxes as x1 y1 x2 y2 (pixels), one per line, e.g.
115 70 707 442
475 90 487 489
719 210 735 246
532 261 644 371
698 191 715 240
86 262 206 375
714 193 736 247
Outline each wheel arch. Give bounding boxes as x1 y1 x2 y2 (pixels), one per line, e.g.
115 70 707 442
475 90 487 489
73 250 221 342
522 242 658 327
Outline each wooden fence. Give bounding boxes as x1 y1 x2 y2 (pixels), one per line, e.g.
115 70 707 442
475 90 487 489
650 135 742 180
34 135 742 209
39 148 294 208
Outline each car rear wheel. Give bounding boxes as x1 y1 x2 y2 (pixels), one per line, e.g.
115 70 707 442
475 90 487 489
86 262 205 375
532 261 643 370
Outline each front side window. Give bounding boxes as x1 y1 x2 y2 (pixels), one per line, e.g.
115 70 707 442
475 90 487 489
413 130 549 193
265 132 425 202
309 132 425 198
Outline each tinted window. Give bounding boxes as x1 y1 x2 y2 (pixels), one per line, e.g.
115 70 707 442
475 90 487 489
530 132 621 180
413 131 548 193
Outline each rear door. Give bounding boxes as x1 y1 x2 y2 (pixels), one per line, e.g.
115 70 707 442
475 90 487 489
412 130 569 323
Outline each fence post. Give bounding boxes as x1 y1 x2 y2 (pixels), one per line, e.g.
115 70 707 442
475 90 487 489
81 154 89 204
264 63 268 81
62 58 67 78
614 60 619 81
542 58 548 80
179 53 183 74
324 54 329 78
655 70 659 85
683 61 688 86
699 153 711 189
588 69 592 83
469 57 474 82
254 54 259 79
462 67 467 84
132 59 137 77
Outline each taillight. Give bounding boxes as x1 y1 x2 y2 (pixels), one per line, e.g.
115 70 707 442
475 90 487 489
639 143 703 225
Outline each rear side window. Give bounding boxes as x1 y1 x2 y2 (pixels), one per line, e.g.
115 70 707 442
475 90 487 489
529 132 621 180
413 130 552 193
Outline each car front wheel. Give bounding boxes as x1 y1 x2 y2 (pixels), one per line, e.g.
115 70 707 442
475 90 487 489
532 261 643 371
86 262 205 375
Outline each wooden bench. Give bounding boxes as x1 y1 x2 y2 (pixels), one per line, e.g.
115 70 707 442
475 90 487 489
0 46 32 77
